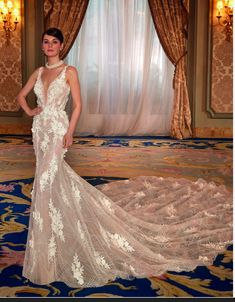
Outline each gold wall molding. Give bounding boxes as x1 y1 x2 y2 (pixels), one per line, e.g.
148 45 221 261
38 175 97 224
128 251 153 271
193 127 232 138
0 123 31 134
187 0 232 139
206 0 233 118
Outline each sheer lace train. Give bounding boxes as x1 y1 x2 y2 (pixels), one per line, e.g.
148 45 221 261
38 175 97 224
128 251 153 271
22 65 233 288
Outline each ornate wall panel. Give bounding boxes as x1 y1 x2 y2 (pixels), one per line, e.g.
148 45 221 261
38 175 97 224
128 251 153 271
207 0 233 118
0 0 22 113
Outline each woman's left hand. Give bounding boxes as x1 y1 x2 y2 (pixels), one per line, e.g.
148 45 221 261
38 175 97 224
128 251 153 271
63 132 73 149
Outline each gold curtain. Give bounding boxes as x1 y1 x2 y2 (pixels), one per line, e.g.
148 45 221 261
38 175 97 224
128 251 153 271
148 0 192 139
44 0 89 59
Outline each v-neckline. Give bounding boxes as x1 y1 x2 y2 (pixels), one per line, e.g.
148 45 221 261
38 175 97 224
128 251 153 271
40 65 67 103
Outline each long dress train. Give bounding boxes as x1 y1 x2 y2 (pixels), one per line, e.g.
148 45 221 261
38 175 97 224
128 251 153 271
22 65 233 288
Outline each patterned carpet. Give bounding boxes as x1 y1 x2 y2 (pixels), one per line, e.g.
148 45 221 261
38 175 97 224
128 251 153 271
0 136 232 190
0 136 233 297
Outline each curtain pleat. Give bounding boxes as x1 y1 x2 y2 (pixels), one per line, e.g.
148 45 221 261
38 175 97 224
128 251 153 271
148 0 192 139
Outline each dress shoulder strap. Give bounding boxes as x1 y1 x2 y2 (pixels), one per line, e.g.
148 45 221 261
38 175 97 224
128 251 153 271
36 66 44 80
64 64 69 73
61 65 69 80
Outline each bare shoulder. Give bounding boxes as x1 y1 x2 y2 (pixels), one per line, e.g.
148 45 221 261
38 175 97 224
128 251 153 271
66 65 78 77
66 66 79 85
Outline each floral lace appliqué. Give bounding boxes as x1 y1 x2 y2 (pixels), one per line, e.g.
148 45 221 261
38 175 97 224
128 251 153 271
198 255 209 262
72 253 84 285
99 196 114 214
202 241 231 251
71 181 81 202
77 220 85 241
143 181 154 189
32 209 43 232
40 132 50 153
99 223 134 252
166 204 177 218
40 155 58 192
50 120 67 139
49 199 65 241
94 251 110 269
122 262 137 275
49 156 58 184
134 191 145 198
60 184 70 207
48 235 56 263
40 170 49 192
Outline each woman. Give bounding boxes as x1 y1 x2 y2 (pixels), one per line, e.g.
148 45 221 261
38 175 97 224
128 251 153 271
17 28 232 288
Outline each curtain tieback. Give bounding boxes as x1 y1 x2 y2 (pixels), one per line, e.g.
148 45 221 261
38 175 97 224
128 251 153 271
173 50 187 89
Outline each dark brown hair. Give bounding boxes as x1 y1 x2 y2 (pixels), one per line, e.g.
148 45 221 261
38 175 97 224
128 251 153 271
42 27 64 44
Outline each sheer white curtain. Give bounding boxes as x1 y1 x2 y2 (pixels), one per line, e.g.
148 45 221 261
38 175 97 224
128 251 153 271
67 0 174 136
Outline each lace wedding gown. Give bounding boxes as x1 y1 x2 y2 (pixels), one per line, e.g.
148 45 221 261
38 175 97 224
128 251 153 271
22 65 233 288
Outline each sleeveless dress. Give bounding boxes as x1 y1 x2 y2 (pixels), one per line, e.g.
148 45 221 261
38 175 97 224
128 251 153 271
22 65 232 288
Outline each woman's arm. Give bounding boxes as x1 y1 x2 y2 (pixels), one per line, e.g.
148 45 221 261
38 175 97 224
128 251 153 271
63 66 82 149
17 68 42 117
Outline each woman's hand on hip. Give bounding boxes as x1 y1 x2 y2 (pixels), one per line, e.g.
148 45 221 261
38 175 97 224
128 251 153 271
28 107 43 117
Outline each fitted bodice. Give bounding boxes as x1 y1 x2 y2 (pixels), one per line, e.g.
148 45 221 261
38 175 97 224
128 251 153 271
32 66 70 149
34 66 70 112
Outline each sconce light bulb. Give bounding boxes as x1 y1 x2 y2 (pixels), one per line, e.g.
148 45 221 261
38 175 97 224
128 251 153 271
217 0 224 10
13 8 18 16
2 7 8 15
7 1 13 9
228 0 234 7
0 1 5 10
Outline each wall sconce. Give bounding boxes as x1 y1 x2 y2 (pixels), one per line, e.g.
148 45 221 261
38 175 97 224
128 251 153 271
216 0 233 42
0 0 19 43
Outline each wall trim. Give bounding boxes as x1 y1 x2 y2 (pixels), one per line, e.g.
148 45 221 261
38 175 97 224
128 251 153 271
0 123 32 134
193 127 232 138
206 0 232 119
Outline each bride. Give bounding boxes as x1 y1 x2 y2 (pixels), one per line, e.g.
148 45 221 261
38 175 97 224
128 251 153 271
17 27 232 288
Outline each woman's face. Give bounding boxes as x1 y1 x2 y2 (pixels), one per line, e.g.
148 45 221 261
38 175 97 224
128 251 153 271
42 34 63 57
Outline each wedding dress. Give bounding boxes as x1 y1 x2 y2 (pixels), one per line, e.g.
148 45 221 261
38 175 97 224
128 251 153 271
22 65 233 288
